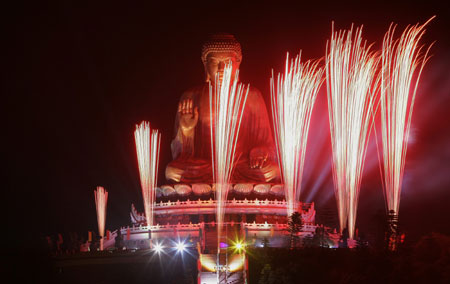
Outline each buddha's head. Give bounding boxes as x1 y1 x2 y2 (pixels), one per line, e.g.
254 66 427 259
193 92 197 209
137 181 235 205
201 33 242 85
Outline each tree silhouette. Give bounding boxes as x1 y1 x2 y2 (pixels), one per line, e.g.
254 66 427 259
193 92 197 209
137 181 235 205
287 212 303 249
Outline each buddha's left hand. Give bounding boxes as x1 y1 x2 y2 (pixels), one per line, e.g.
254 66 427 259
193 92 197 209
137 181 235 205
249 147 268 169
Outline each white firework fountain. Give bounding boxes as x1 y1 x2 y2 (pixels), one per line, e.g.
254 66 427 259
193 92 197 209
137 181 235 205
94 186 108 251
271 52 324 217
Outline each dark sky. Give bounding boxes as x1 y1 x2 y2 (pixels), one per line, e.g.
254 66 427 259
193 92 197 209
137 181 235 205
4 1 450 247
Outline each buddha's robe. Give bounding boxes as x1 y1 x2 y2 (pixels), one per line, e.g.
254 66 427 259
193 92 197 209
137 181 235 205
166 83 280 183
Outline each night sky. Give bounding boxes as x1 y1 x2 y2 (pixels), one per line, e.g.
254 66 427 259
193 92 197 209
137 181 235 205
4 1 450 248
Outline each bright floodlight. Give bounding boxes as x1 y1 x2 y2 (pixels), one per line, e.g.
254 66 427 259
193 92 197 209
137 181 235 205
231 239 245 253
153 243 163 253
176 242 186 252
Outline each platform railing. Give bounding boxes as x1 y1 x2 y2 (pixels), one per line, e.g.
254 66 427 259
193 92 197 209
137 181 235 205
99 221 318 250
118 221 316 234
153 198 312 208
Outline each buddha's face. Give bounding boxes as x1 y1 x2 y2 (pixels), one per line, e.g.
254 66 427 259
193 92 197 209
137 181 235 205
205 51 241 85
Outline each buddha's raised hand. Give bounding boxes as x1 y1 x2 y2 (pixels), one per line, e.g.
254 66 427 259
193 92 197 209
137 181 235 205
179 98 198 134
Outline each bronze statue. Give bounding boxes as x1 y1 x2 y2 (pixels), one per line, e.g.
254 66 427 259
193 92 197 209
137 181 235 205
165 34 280 183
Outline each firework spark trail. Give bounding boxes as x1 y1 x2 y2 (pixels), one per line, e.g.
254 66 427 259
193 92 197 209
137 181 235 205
379 18 434 216
326 24 380 239
94 186 108 250
134 121 161 227
209 63 249 251
271 53 324 217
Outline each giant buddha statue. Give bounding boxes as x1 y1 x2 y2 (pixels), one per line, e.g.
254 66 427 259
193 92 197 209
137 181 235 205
165 34 280 184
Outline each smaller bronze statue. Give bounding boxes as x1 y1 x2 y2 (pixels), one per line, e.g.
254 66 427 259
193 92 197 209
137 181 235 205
165 34 280 183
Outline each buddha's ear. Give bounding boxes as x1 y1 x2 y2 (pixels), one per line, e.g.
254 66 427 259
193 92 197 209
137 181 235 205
234 59 242 71
201 57 209 82
204 65 210 82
